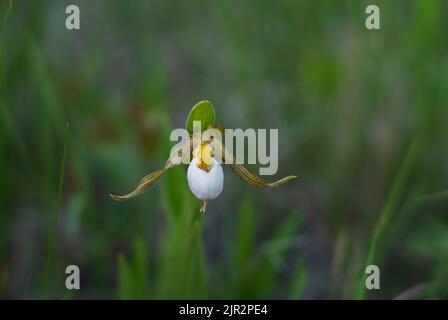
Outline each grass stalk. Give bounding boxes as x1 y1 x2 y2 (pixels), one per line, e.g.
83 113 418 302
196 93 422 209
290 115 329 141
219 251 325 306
355 137 421 299
40 122 70 297
0 0 12 91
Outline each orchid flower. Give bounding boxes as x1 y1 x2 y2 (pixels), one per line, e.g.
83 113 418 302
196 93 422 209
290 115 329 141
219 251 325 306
110 101 297 212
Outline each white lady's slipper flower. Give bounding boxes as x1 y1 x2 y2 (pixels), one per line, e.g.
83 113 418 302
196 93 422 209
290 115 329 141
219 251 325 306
110 100 297 213
187 144 224 212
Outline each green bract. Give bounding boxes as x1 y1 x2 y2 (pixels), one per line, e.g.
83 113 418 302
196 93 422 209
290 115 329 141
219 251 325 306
185 100 215 134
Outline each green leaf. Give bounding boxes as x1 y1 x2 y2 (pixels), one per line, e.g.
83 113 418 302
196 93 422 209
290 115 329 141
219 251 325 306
117 237 150 299
184 220 208 299
117 254 134 299
185 100 215 134
289 258 308 299
235 198 255 269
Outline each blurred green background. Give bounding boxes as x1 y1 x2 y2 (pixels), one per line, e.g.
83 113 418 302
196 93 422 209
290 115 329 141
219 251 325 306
1 0 448 299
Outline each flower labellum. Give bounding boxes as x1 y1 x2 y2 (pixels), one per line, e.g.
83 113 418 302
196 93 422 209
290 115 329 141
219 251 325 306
187 144 224 212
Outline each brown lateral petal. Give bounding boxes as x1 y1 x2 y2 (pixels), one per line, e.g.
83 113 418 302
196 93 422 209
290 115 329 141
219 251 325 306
109 168 167 201
230 163 297 188
110 141 192 201
212 138 297 188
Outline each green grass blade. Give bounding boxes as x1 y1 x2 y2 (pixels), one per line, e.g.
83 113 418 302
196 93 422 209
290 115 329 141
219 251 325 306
289 258 308 299
40 122 70 297
117 237 150 299
0 0 12 91
235 197 255 269
354 137 421 299
117 254 134 299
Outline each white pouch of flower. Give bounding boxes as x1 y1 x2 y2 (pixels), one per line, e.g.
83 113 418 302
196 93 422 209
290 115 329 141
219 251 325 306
187 144 223 212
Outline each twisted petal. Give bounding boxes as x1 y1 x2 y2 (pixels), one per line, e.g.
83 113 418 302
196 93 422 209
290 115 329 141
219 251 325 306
109 140 192 201
212 138 297 188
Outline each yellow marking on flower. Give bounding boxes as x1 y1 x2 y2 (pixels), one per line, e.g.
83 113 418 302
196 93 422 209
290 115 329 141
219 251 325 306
194 143 214 172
